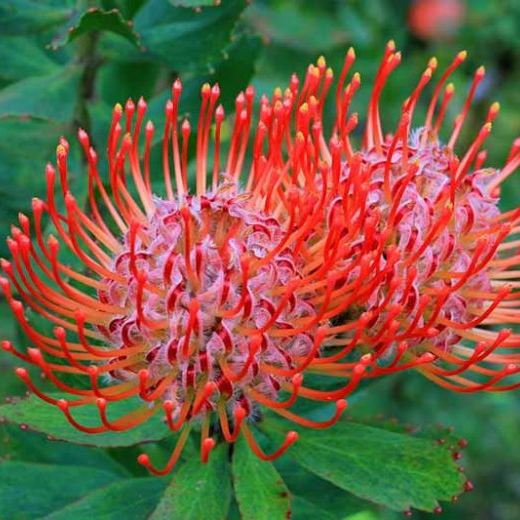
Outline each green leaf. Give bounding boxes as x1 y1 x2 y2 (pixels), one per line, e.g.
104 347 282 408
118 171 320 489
0 66 82 122
232 436 291 520
271 419 466 512
43 478 168 520
100 0 248 74
0 118 66 257
103 0 148 20
0 1 74 35
0 423 129 476
343 512 379 520
0 37 60 82
169 0 219 6
291 498 336 520
132 32 261 151
51 7 141 50
211 33 262 109
244 2 350 53
96 60 162 106
150 444 232 519
0 461 120 518
0 393 172 447
274 456 370 519
90 27 260 171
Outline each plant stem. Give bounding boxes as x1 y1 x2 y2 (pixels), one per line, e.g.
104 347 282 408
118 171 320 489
74 31 102 135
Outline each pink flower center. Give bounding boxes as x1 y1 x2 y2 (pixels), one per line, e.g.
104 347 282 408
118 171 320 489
97 182 319 417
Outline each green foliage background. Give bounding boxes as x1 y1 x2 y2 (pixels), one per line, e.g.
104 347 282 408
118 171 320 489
0 0 519 519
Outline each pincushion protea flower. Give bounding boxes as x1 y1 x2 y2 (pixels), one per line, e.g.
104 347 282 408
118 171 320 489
2 42 520 475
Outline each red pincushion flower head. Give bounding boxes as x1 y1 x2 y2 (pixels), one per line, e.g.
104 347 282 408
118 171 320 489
351 43 520 393
0 56 366 476
2 43 520 475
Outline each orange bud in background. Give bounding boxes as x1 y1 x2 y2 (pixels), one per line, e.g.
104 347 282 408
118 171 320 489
409 0 465 41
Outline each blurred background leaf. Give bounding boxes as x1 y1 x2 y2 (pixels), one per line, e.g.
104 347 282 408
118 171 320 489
0 393 173 447
50 6 142 49
0 461 121 518
150 444 232 519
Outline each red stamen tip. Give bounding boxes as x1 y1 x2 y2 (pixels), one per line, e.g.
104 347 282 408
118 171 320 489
1 341 13 352
57 399 69 411
173 79 182 97
15 367 28 378
78 128 89 146
201 83 211 96
201 437 216 463
287 431 299 443
215 104 225 121
234 407 247 420
457 50 467 62
137 453 150 466
165 99 174 118
353 364 366 376
336 399 348 412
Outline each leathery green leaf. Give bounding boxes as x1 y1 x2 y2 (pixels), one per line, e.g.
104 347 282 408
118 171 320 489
232 435 291 520
50 7 141 49
150 443 232 519
0 66 82 122
43 478 167 520
269 418 465 512
0 393 171 447
0 461 120 518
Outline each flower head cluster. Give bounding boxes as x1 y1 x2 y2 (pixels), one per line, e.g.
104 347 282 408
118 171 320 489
2 42 520 474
